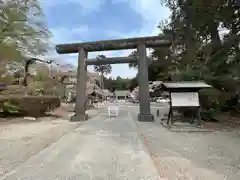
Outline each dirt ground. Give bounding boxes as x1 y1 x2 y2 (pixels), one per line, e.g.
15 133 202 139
0 104 100 177
132 113 240 180
1 102 240 180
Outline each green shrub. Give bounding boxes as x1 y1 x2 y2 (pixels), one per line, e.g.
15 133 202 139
3 101 20 113
0 85 28 95
199 88 229 110
0 95 60 117
199 88 230 121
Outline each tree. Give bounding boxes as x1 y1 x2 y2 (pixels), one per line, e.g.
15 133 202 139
129 77 138 91
127 44 170 89
103 76 132 91
156 0 239 80
151 0 240 116
0 59 25 85
23 58 53 86
93 55 112 89
128 50 138 69
0 0 51 87
0 0 51 61
128 50 153 69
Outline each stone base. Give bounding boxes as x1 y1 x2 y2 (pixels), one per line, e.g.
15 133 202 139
70 113 88 122
138 113 154 122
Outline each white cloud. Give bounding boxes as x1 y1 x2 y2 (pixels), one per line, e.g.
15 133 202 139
73 0 105 13
49 25 89 44
106 0 170 57
112 0 170 36
43 0 170 78
41 0 105 14
105 0 170 78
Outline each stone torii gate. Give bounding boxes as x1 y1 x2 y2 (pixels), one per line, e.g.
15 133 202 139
55 36 171 122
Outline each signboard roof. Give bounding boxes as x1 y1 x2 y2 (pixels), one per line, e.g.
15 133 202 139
163 81 211 89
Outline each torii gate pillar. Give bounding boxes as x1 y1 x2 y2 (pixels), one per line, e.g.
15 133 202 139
137 43 154 122
70 48 88 121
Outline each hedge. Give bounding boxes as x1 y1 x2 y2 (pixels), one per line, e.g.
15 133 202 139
0 95 60 117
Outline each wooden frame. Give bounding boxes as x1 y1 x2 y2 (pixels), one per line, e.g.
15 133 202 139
162 81 211 127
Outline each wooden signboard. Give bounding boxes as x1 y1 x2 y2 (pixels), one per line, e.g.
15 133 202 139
162 81 211 127
171 92 200 107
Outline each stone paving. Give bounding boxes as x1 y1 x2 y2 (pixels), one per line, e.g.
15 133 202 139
0 107 161 180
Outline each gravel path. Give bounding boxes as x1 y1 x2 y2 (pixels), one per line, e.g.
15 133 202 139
129 105 240 180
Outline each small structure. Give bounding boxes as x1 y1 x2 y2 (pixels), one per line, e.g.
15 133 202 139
103 89 112 101
114 90 129 100
161 81 211 127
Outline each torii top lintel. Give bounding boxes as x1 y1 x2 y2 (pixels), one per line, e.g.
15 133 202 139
55 36 172 54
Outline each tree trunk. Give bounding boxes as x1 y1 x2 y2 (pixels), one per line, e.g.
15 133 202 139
210 22 221 47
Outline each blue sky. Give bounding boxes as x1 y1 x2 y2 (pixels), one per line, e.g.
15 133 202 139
40 0 170 78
